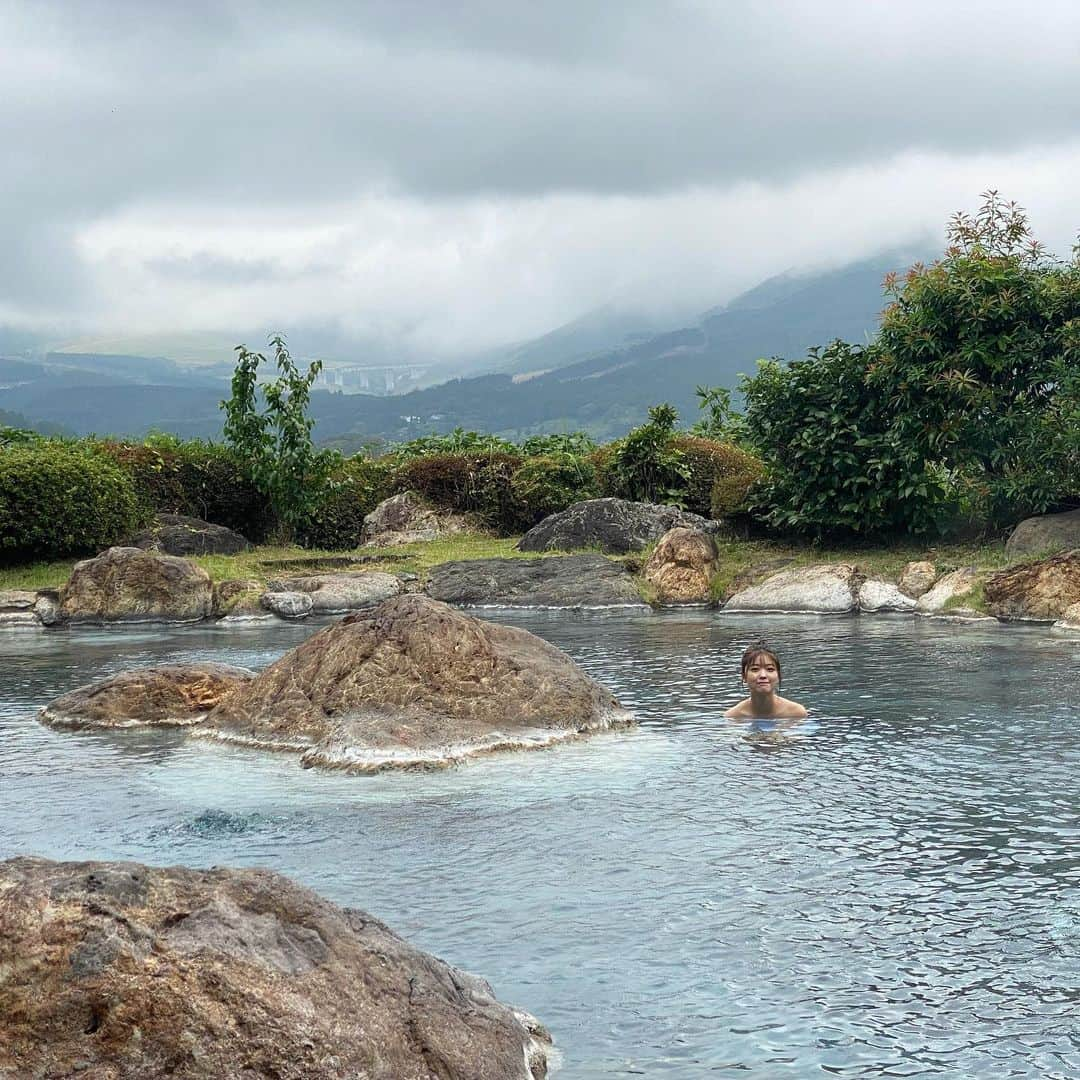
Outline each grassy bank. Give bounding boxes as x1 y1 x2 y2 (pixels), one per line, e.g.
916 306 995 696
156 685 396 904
0 532 1014 597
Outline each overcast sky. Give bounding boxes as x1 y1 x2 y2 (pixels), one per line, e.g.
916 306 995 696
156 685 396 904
3 0 1080 355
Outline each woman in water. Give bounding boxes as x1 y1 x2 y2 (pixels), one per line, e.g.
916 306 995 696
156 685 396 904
724 642 808 720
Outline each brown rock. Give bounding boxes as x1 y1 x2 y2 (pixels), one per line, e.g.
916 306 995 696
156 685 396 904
984 550 1080 622
362 491 470 546
59 547 213 624
39 663 254 730
643 527 719 604
898 560 938 599
212 578 266 618
0 856 551 1080
202 593 632 771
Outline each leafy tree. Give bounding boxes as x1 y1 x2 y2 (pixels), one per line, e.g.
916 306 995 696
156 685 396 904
390 427 517 459
689 385 749 445
742 191 1080 537
220 334 339 542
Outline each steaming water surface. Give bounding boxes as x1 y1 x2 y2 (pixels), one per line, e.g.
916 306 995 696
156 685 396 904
2 611 1078 1078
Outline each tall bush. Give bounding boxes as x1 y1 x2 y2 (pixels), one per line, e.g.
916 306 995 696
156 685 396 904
604 404 689 505
671 434 764 518
743 192 1080 536
221 335 339 542
0 442 147 561
510 452 598 527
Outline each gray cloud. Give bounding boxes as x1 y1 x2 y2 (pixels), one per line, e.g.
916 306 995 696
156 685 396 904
2 1 1079 344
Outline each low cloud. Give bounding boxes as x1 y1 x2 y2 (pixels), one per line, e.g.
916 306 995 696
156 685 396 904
3 1 1080 349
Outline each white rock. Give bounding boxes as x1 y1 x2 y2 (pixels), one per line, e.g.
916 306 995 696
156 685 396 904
261 591 314 619
858 579 917 613
723 563 858 613
34 595 61 626
264 572 403 614
0 590 36 610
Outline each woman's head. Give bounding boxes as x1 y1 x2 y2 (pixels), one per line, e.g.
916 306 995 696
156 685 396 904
741 642 781 689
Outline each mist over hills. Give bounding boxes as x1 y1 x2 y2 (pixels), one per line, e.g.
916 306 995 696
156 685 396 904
0 251 919 445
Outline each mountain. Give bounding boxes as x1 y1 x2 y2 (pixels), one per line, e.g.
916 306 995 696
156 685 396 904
0 250 921 443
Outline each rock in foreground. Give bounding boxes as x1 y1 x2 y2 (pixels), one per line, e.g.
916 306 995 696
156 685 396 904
0 856 550 1080
517 498 716 554
39 663 253 730
59 547 213 624
427 555 646 608
202 593 633 771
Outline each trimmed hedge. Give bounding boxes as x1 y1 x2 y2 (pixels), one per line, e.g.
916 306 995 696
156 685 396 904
297 456 395 549
93 437 272 541
671 435 765 518
390 451 523 534
0 442 148 561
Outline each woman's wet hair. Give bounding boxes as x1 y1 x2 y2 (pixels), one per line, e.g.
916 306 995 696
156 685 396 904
740 641 781 686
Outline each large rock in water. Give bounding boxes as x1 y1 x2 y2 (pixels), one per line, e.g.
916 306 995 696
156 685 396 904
1005 508 1080 558
723 564 860 613
59 547 213 624
201 593 633 771
39 663 253 730
0 856 551 1080
427 555 646 608
642 527 719 604
984 550 1080 621
129 513 251 556
517 498 715 554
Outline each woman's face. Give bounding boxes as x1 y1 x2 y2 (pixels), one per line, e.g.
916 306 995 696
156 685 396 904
743 656 780 694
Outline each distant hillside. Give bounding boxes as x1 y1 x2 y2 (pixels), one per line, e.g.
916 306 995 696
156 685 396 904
0 251 921 442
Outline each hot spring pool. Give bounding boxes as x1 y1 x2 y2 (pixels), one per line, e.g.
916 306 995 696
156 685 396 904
2 610 1078 1077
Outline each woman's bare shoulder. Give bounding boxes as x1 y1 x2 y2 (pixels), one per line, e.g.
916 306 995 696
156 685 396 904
724 699 752 719
777 697 808 718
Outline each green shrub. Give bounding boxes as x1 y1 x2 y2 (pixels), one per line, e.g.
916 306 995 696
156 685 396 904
391 451 523 534
0 442 148 561
518 432 598 457
589 444 618 496
671 434 764 518
510 453 598 527
297 456 395 549
391 428 517 459
603 404 689 505
743 341 955 537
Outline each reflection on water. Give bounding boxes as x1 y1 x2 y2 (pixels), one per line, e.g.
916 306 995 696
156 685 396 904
2 611 1079 1078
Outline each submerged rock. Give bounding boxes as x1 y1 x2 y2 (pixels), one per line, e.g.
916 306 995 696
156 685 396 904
427 555 646 608
201 593 632 771
517 497 716 554
265 572 402 614
59 547 213 624
0 856 551 1079
129 513 251 556
642 527 719 604
984 550 1080 622
39 663 254 730
1005 508 1080 558
723 564 860 613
